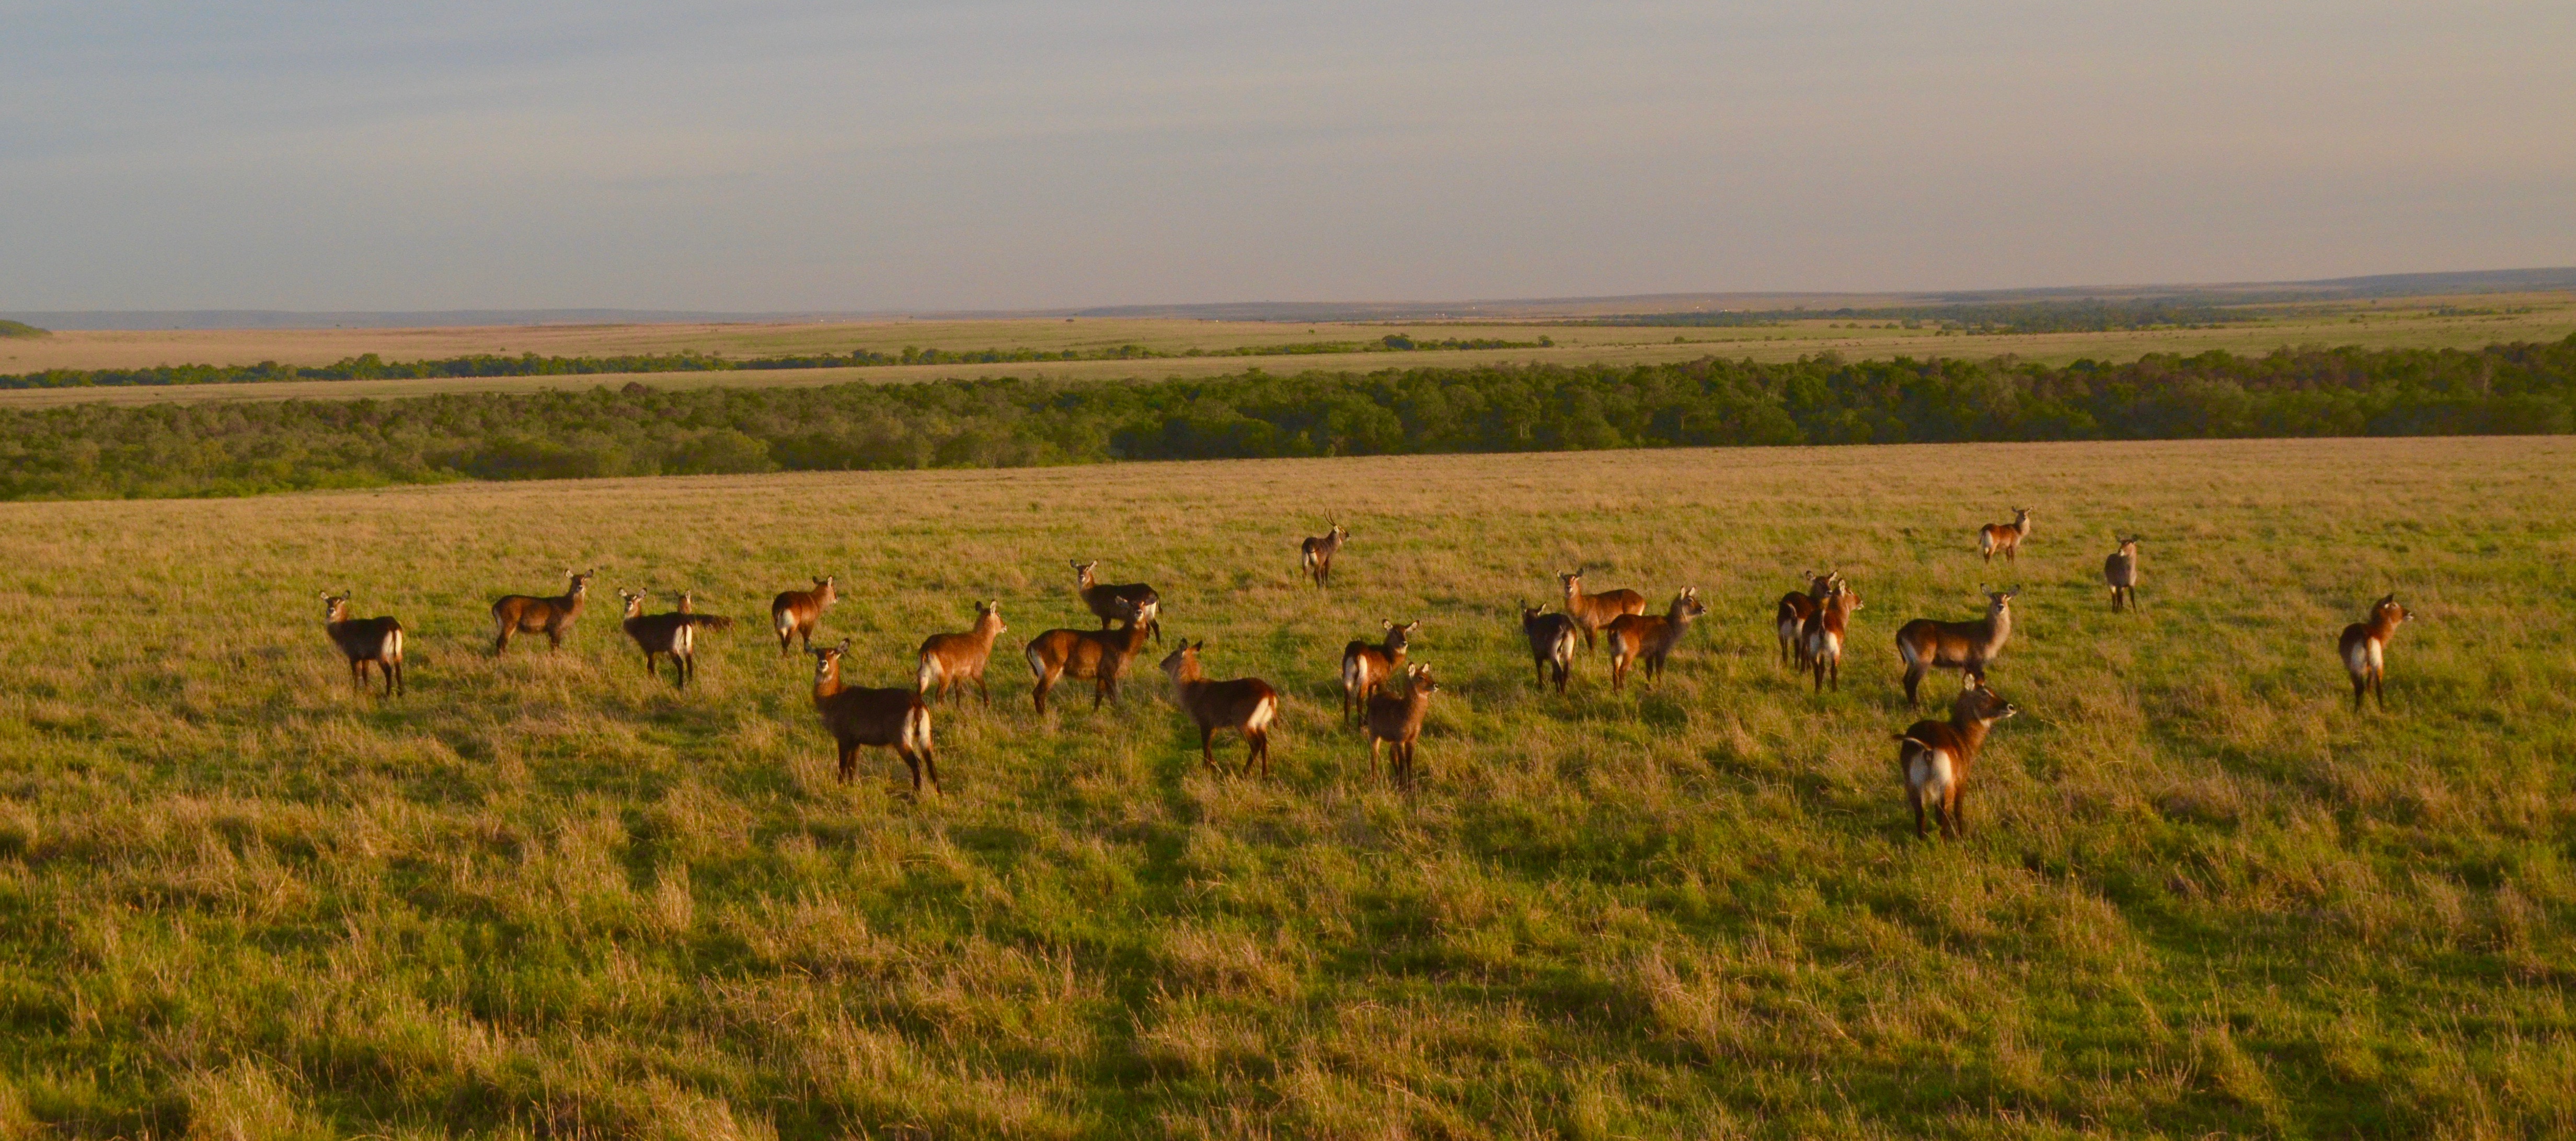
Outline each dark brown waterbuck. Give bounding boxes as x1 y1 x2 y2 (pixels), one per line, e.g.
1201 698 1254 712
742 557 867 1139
1160 640 1281 778
810 639 940 793
321 592 405 696
1300 520 1348 587
1025 597 1156 714
1073 560 1163 643
1893 587 2017 705
490 571 592 655
1896 676 2018 839
1339 618 1418 726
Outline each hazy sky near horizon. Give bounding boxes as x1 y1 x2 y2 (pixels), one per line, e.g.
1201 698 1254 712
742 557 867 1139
5 1 2572 312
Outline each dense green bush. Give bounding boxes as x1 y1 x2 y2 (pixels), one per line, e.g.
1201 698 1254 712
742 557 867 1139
2 336 2569 500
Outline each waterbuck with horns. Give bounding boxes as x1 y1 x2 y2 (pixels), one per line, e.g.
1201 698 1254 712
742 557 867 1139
1160 640 1281 778
490 570 592 655
321 592 405 697
2339 594 2411 712
810 639 940 794
1339 618 1418 726
1893 586 2017 705
769 576 839 656
1300 520 1348 587
1074 560 1163 643
618 588 733 688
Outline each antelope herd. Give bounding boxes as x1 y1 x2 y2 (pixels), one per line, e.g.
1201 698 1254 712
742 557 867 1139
318 511 2416 840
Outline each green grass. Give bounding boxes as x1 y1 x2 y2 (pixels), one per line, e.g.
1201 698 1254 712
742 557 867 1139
0 437 2571 1138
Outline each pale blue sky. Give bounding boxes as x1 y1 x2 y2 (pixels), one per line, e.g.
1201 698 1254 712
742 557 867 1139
4 1 2570 310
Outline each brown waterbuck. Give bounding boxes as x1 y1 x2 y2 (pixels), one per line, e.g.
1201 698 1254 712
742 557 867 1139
1979 507 2033 563
1894 587 2017 705
1160 640 1281 778
1339 618 1419 725
1074 560 1163 643
490 570 592 655
1300 520 1348 587
1559 570 1648 651
916 600 1008 706
618 589 733 688
1604 587 1707 690
2339 594 2411 712
1520 603 1578 694
1364 663 1443 788
1802 580 1862 693
810 639 940 794
1896 675 2018 839
769 576 839 656
1775 570 1842 668
2103 536 2142 612
321 592 405 696
1025 597 1156 714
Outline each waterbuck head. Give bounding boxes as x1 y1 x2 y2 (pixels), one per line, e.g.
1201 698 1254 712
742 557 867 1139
1961 674 2019 724
2372 594 2410 629
1383 618 1420 653
811 638 853 684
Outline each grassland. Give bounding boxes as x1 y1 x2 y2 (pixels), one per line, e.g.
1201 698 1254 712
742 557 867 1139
0 436 2571 1138
5 292 2570 409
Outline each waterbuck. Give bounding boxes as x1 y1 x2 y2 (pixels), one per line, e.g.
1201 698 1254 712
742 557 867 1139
2339 594 2411 712
1604 587 1707 690
2103 537 2142 612
1897 676 2019 839
1802 580 1862 693
618 588 733 688
811 639 940 794
1300 520 1348 587
770 576 839 656
1775 570 1842 669
916 600 1008 706
1074 560 1163 643
1979 507 2033 563
1160 640 1281 778
1520 603 1579 694
490 570 592 655
1339 619 1418 726
1559 570 1648 651
1025 597 1155 714
1893 587 2017 705
321 592 405 697
1363 663 1443 788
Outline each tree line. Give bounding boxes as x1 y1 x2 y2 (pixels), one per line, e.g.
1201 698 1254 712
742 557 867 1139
1592 298 2251 333
2 336 2567 500
0 333 1553 390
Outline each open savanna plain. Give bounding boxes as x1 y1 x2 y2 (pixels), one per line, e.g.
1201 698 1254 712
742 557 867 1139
5 291 2569 410
1 436 2572 1138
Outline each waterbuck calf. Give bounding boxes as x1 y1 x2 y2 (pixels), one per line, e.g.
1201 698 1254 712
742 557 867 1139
1894 587 2017 705
2339 594 2412 712
2103 537 2142 612
1979 507 2033 563
1604 587 1707 690
1074 560 1163 643
1160 640 1281 778
1025 597 1155 714
1897 676 2019 839
1300 520 1348 587
321 592 405 696
770 576 839 656
1339 618 1418 725
618 588 733 688
1520 603 1579 694
1802 581 1862 693
916 600 1008 706
1363 663 1443 788
491 570 592 655
1775 570 1841 669
811 639 939 793
1559 570 1648 651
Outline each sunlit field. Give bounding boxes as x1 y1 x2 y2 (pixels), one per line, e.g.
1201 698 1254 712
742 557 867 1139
0 436 2570 1137
4 291 2569 409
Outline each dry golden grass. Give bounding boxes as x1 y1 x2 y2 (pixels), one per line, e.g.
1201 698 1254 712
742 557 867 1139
0 436 2571 1137
5 292 2569 409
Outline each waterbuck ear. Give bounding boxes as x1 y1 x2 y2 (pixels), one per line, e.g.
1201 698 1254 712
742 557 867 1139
1383 619 1396 631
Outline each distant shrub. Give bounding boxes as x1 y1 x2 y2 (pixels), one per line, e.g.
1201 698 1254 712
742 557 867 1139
0 320 47 339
